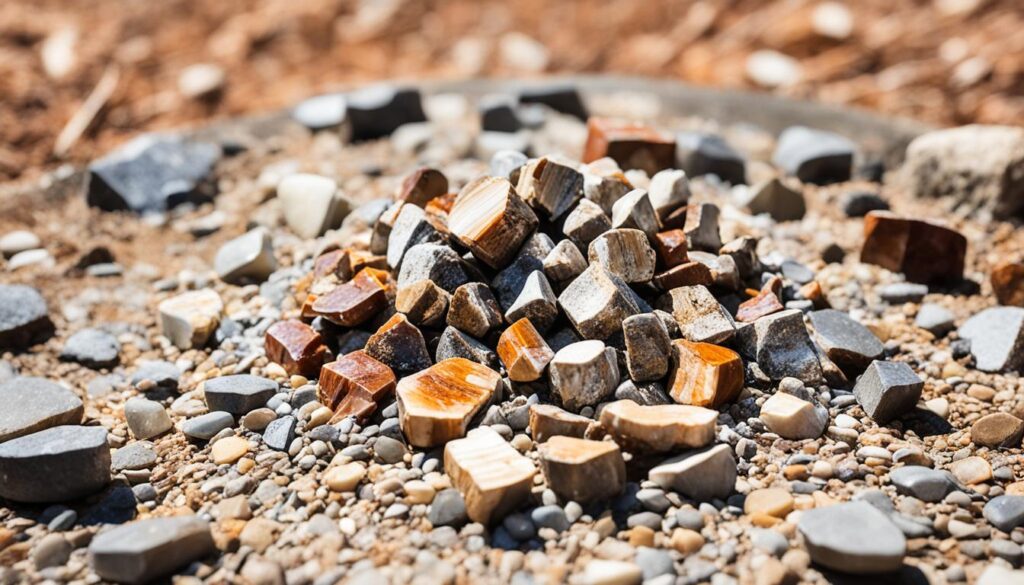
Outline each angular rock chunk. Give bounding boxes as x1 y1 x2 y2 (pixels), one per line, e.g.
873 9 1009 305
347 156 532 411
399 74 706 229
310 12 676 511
214 227 277 284
972 412 1024 449
395 279 449 328
85 135 219 213
447 283 503 339
623 314 672 382
676 132 746 185
204 375 279 415
518 85 587 120
0 425 110 503
492 233 554 309
583 118 675 175
158 289 222 350
497 318 555 382
736 285 784 323
539 436 625 503
649 443 737 501
448 176 538 269
559 265 645 340
396 244 474 294
265 319 329 378
516 157 584 220
737 309 824 384
653 261 714 291
60 328 120 369
853 360 924 424
311 268 388 327
88 516 215 585
0 284 54 350
395 356 499 448
903 125 1024 219
654 229 689 269
984 495 1024 533
124 397 172 440
760 392 827 439
319 350 396 423
365 314 432 375
436 326 499 369
915 303 955 336
741 178 806 221
548 340 620 412
504 271 558 332
809 309 884 375
667 340 743 408
397 167 448 207
588 229 656 283
797 502 906 575
599 400 716 453
543 239 587 286
992 261 1024 307
958 307 1024 372
562 198 612 248
277 173 350 239
683 203 722 251
888 466 958 502
861 211 967 284
529 404 598 443
0 377 83 443
647 169 690 223
610 189 659 238
387 203 448 270
263 416 296 451
444 427 536 524
479 96 521 133
490 150 529 181
661 285 735 344
346 85 426 141
772 126 855 185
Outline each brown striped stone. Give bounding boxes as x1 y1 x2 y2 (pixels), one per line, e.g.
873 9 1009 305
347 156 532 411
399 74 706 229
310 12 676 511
265 319 329 378
319 350 396 423
448 176 538 269
496 318 555 382
583 117 676 175
667 340 744 408
310 268 388 327
398 358 501 447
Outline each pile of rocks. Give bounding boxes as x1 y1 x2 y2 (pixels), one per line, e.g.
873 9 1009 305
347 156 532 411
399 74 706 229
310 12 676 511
2 83 1024 585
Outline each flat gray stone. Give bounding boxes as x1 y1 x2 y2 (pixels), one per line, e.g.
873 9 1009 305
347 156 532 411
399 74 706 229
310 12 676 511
984 496 1024 533
124 398 172 440
88 515 215 584
958 307 1024 372
915 303 955 336
111 441 157 472
0 377 83 443
203 375 279 415
797 501 906 574
741 178 805 221
214 228 277 284
648 444 737 501
877 283 928 304
292 93 346 131
889 466 958 503
809 309 884 375
0 425 110 502
131 360 181 391
772 126 855 185
181 411 235 441
263 416 296 451
60 328 120 369
853 360 923 424
737 309 824 384
0 284 54 350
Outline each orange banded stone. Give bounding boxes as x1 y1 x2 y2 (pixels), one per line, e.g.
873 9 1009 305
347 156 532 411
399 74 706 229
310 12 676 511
318 350 396 423
310 268 387 327
265 319 329 378
667 340 744 408
496 318 555 382
397 357 502 447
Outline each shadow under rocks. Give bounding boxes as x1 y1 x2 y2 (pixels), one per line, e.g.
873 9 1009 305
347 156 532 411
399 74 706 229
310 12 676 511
901 408 954 437
821 564 928 585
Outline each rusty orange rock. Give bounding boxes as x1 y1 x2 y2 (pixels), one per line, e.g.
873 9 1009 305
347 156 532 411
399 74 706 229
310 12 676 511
397 167 448 207
310 268 387 327
265 319 329 378
319 350 396 423
992 261 1024 307
654 229 690 268
583 117 676 175
497 318 555 382
861 211 966 284
736 288 784 323
653 261 713 290
667 339 744 408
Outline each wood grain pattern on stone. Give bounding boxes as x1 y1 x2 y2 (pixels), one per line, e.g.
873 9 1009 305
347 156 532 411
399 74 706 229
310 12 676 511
448 176 538 269
653 261 714 290
543 240 587 286
992 261 1024 307
397 358 501 448
310 268 387 327
548 340 620 411
395 279 450 328
318 350 396 423
538 436 625 503
582 158 632 215
264 319 329 378
599 399 717 453
364 313 432 375
660 285 736 344
583 117 675 176
667 340 744 408
515 156 584 220
559 264 646 340
397 167 448 208
424 192 457 219
623 313 672 382
736 285 784 323
563 199 613 248
443 427 536 525
447 283 503 339
588 228 656 284
529 404 599 443
861 211 967 284
654 229 689 268
497 318 555 382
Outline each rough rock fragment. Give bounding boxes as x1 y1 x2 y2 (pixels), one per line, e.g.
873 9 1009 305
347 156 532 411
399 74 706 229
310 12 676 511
444 427 536 524
395 279 450 327
649 444 737 501
653 261 714 290
0 284 53 351
737 309 824 384
957 307 1024 372
529 404 597 443
853 360 924 424
676 132 746 185
492 233 554 309
436 326 499 369
588 229 656 284
204 375 280 415
583 118 675 175
397 167 448 207
538 436 625 503
124 397 172 440
992 261 1024 307
660 285 735 344
0 425 110 502
319 350 395 422
504 271 559 332
736 286 784 323
311 268 388 327
158 289 222 350
562 198 612 248
581 158 632 215
683 203 722 251
599 400 716 453
0 377 83 443
647 169 690 223
214 227 276 284
760 392 827 439
741 177 806 221
623 314 671 382
654 229 689 268
518 85 587 120
396 243 473 294
667 340 743 408
516 156 584 220
497 318 554 382
559 265 645 340
396 357 499 447
808 309 884 375
610 189 659 238
543 239 587 286
797 502 906 574
264 319 329 378
889 466 958 502
548 340 620 411
447 283 503 339
346 85 426 141
448 176 538 269
386 203 448 270
364 314 432 375
914 303 955 336
60 328 120 368
276 173 350 239
861 211 967 284
772 126 855 185
88 516 215 585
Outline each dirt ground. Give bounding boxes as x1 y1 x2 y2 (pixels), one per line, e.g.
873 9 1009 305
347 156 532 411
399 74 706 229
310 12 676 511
1 0 1023 183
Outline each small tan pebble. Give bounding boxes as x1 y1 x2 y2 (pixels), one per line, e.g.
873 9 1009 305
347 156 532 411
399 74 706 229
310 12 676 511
942 361 966 378
671 528 704 554
236 457 255 474
594 516 617 539
745 488 794 518
403 480 436 505
756 557 787 585
211 436 249 465
511 434 533 453
810 461 833 479
751 512 782 527
627 526 655 547
925 398 949 419
290 375 309 388
325 463 366 492
783 464 808 481
966 384 996 402
307 406 333 429
782 549 811 574
1006 481 1024 496
264 363 288 380
950 456 992 485
243 408 276 431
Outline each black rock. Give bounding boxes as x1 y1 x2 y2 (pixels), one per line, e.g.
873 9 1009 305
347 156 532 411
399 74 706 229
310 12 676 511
676 132 746 185
428 488 469 528
203 375 279 415
263 416 296 451
60 328 120 369
479 95 522 133
0 284 54 351
518 85 588 120
0 425 111 503
842 191 890 217
346 86 426 142
85 135 220 213
772 126 855 185
809 309 885 375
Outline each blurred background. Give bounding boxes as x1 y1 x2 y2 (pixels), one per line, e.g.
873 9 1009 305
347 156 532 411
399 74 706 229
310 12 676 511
2 0 1022 182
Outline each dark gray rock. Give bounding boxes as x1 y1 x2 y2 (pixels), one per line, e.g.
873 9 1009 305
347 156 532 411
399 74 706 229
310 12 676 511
181 411 235 441
60 328 120 369
428 488 468 527
984 496 1024 533
853 360 924 424
797 501 906 574
0 377 83 443
88 515 215 584
479 95 522 133
877 283 928 304
518 85 587 120
111 441 157 472
915 303 955 336
889 466 958 503
772 126 855 185
742 178 805 221
614 380 672 406
346 86 426 141
86 135 220 213
842 191 889 217
531 505 570 532
676 132 746 185
203 375 279 415
958 307 1024 372
263 416 296 451
373 436 406 464
397 244 473 293
492 233 555 310
0 425 110 503
0 284 54 351
736 309 824 384
435 327 499 370
131 360 181 391
292 93 346 131
809 309 884 375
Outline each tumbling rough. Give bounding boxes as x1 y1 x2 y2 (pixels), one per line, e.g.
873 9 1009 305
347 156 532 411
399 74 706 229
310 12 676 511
448 176 538 269
319 351 396 423
444 427 536 524
538 436 625 503
957 307 1024 372
660 285 735 344
583 117 675 175
853 360 924 424
214 227 277 284
547 340 619 411
588 229 656 283
622 314 671 382
600 400 716 453
559 265 645 340
264 319 329 378
397 358 500 447
204 375 280 415
759 392 827 439
497 318 555 382
667 340 744 408
809 309 884 375
365 314 433 375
